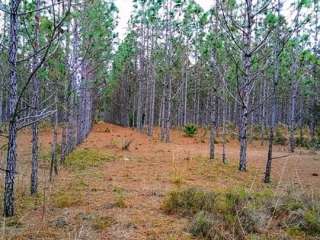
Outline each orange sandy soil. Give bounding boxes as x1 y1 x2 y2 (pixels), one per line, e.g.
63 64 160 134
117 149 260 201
0 122 319 239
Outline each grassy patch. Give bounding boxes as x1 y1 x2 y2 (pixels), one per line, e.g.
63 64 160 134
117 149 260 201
163 187 320 239
92 215 116 231
162 188 218 216
189 211 222 239
52 190 83 208
52 178 88 208
65 148 115 171
113 186 127 208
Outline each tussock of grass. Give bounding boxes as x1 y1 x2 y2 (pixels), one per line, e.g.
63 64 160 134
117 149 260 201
163 188 217 216
171 174 184 186
65 148 115 171
52 179 88 208
92 216 116 230
52 190 83 208
163 187 320 239
189 211 222 239
113 186 127 208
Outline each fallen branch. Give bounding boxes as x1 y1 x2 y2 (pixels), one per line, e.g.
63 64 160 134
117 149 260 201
272 155 289 160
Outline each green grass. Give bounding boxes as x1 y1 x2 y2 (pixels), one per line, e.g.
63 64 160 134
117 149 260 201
163 187 320 239
65 148 115 171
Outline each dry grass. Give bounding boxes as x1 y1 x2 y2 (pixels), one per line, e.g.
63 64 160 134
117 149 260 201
92 216 116 231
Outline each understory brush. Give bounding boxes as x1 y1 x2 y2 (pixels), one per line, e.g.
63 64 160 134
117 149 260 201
163 187 320 239
184 124 198 137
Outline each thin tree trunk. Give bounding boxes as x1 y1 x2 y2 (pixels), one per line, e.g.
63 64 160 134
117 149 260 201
4 0 21 217
209 95 216 160
222 93 227 164
265 0 281 183
184 65 188 126
0 78 3 124
50 95 58 181
61 3 70 164
239 0 252 171
289 69 299 153
30 0 41 195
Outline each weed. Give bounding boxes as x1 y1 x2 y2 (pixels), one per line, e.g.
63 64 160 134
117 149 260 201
113 186 127 208
171 174 184 186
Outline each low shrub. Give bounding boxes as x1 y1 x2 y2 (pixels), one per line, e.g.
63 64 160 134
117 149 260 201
310 138 320 150
296 135 310 148
189 211 221 239
184 124 198 137
162 188 217 216
274 128 287 145
163 187 320 239
303 210 320 234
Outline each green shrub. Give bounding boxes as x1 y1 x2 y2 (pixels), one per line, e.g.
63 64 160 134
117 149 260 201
162 188 217 216
249 125 263 141
189 211 220 239
303 210 320 234
163 187 320 238
274 128 287 145
183 124 198 137
296 136 310 148
310 138 320 150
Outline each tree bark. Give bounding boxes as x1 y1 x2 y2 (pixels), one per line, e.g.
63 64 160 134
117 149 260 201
239 0 253 171
4 0 21 217
50 95 58 182
30 0 41 195
265 0 281 183
209 95 216 160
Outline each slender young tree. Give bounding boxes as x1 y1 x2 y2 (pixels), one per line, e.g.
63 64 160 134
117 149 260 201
30 0 41 195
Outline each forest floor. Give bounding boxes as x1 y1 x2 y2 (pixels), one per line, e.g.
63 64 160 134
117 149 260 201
1 122 320 239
